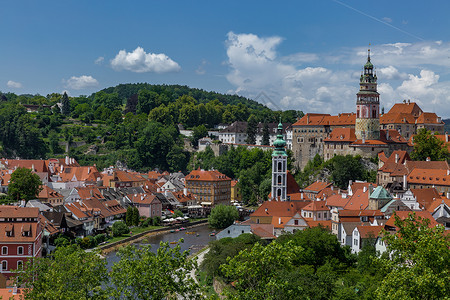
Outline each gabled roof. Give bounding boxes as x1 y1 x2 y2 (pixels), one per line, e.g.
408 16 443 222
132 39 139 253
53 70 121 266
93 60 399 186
65 202 90 220
356 225 384 239
186 169 231 182
370 186 392 200
38 185 63 199
325 128 356 142
303 181 332 193
416 112 443 124
378 150 410 174
0 159 48 173
292 114 330 126
427 197 450 213
250 224 276 239
385 102 422 116
219 121 247 133
410 188 442 210
59 166 100 182
251 201 310 218
325 194 350 208
76 187 105 200
344 188 370 210
127 193 161 205
0 206 39 218
302 200 329 212
380 112 416 124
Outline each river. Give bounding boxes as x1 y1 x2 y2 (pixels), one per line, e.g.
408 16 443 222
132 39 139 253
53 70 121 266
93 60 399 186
105 224 216 267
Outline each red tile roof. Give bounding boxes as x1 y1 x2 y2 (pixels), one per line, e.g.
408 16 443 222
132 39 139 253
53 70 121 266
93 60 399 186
292 114 330 126
385 211 438 228
385 102 422 116
408 169 450 187
38 185 63 199
356 225 384 238
59 166 100 182
305 219 332 229
325 194 350 208
325 128 356 142
251 201 310 218
186 169 231 181
410 188 442 210
303 181 332 193
127 193 160 205
303 200 329 212
344 188 370 210
416 112 443 124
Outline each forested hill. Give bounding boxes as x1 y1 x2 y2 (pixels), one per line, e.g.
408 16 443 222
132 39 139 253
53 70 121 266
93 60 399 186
94 83 267 110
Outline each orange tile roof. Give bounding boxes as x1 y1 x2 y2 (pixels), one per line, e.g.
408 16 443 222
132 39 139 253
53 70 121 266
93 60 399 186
426 197 450 213
114 170 146 182
317 186 339 200
379 150 410 173
250 224 276 239
410 188 442 210
38 185 63 199
186 169 231 181
344 189 370 210
251 201 310 218
286 171 301 194
303 200 329 212
0 288 26 299
127 193 160 205
0 170 12 186
380 112 416 124
325 194 350 208
434 135 450 152
338 209 383 217
405 160 449 170
292 114 330 126
171 191 197 203
40 214 60 235
303 181 332 193
325 128 356 142
386 102 422 116
416 112 443 124
324 113 356 126
305 219 332 229
0 206 39 218
231 180 238 187
81 198 113 218
0 159 48 173
0 221 40 243
350 182 377 194
408 169 450 187
385 211 438 228
148 170 163 180
59 166 100 182
271 216 293 229
65 202 90 219
356 225 384 238
76 187 104 200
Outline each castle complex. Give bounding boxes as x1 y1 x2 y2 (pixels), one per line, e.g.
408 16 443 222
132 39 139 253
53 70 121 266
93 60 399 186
292 50 444 170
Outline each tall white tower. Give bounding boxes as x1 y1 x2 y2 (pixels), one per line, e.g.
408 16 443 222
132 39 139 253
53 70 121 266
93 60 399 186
271 121 287 201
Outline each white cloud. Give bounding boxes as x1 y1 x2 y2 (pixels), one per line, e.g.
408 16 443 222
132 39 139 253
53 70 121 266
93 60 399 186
7 80 22 88
382 17 392 23
95 56 104 65
64 75 99 90
111 46 180 73
195 59 209 75
225 32 450 117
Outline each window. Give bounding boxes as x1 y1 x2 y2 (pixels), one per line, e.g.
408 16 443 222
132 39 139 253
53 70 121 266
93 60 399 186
277 175 282 184
17 246 23 255
1 261 6 271
278 162 282 171
17 261 23 270
1 247 7 255
294 220 299 225
354 239 358 246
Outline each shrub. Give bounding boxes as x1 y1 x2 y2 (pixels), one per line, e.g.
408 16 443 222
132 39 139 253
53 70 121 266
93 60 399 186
112 221 129 237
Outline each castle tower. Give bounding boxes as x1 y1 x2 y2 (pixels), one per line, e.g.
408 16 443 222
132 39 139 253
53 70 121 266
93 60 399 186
355 49 380 140
271 121 287 201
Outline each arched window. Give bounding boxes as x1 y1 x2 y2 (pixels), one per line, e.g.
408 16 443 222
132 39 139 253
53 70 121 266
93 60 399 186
278 175 282 184
17 261 23 270
1 246 7 255
278 162 282 171
17 246 23 255
277 189 282 197
1 261 7 271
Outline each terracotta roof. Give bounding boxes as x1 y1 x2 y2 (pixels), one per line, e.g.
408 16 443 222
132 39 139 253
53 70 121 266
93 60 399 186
81 198 113 218
434 135 450 152
385 211 438 228
186 169 231 181
408 169 450 187
0 159 48 173
171 191 196 203
378 150 410 173
416 112 443 124
0 206 39 218
385 102 422 116
103 199 127 214
38 185 63 199
324 113 356 126
0 288 25 299
231 180 238 187
0 222 40 243
292 114 330 126
351 139 387 146
338 209 383 217
76 187 105 200
65 202 90 220
271 216 293 229
251 201 310 218
350 181 377 194
127 193 160 205
40 214 60 235
325 128 356 142
344 188 370 210
0 170 12 186
378 151 388 164
325 194 350 208
250 224 276 239
59 166 100 182
286 171 301 194
380 112 416 124
303 181 332 193
305 219 332 229
356 225 384 238
427 197 450 213
302 200 329 212
148 170 163 180
113 170 146 183
410 188 442 210
405 160 449 171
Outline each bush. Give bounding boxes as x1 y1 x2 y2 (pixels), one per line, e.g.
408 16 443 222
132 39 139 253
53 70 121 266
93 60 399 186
112 221 129 237
152 216 161 226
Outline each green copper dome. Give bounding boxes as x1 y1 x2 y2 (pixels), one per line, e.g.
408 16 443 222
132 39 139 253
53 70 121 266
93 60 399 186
272 122 287 157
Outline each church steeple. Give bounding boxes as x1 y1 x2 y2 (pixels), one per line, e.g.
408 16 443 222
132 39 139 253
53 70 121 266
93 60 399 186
355 47 380 140
271 119 287 201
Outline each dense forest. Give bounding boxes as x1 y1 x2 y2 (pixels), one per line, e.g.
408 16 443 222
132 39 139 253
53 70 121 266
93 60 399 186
0 84 302 173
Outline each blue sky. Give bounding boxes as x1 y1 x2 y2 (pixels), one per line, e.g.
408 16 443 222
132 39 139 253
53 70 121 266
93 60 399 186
2 1 450 116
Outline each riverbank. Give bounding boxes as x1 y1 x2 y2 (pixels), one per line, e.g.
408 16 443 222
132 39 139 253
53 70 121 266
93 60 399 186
100 220 209 255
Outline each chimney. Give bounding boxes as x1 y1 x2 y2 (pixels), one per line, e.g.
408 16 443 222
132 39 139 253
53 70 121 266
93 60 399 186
307 114 309 124
386 130 390 140
403 174 407 189
363 186 367 193
183 188 188 196
65 156 69 165
300 192 304 200
278 217 281 225
157 187 161 193
447 192 450 199
88 167 91 174
32 164 34 171
368 184 373 195
447 169 450 176
395 153 399 163
13 284 17 295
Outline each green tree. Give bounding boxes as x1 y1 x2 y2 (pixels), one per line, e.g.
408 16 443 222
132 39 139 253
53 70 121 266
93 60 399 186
109 242 203 300
375 212 450 299
112 220 129 237
16 245 108 299
191 125 208 148
411 128 449 161
325 155 365 189
61 91 71 116
132 207 140 226
208 204 239 229
48 130 62 154
221 241 303 300
8 167 42 202
137 89 159 114
245 114 258 145
173 209 184 218
125 206 133 226
261 122 270 145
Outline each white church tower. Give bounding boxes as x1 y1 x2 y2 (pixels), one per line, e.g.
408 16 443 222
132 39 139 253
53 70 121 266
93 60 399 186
271 121 287 201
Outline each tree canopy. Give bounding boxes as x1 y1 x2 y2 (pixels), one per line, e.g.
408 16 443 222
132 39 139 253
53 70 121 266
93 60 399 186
411 128 449 161
208 205 239 229
8 167 42 202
